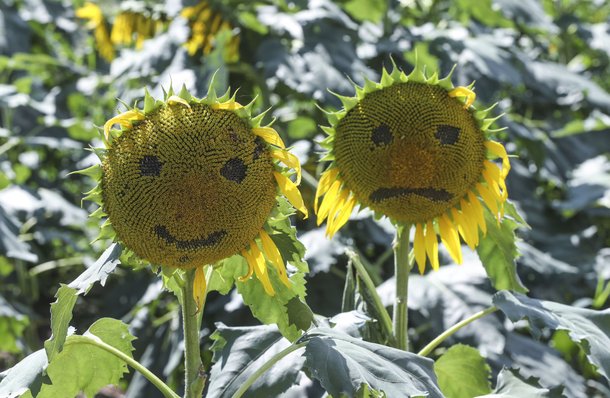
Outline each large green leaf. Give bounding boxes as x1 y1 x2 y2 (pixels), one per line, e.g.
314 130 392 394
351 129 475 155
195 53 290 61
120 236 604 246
477 203 528 293
40 318 135 398
434 344 491 398
44 284 78 362
476 368 553 398
207 323 304 398
494 291 610 382
303 327 444 398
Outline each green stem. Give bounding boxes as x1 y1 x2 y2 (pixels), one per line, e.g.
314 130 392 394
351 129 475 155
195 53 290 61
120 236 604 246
345 249 394 344
393 224 411 351
66 335 179 398
182 268 206 398
232 342 307 398
418 306 499 357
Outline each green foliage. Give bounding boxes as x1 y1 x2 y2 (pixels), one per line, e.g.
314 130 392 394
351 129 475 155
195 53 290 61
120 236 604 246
433 344 492 398
477 203 528 293
44 285 78 362
303 328 443 397
477 368 554 398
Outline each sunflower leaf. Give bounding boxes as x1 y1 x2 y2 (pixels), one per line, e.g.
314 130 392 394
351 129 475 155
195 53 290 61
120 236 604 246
68 243 122 295
302 327 444 398
434 344 492 398
44 285 78 363
41 318 135 398
207 324 304 398
477 203 528 293
477 368 554 398
493 290 610 383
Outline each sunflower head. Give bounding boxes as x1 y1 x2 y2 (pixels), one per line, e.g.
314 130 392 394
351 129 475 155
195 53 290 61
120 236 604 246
315 59 511 273
81 82 307 297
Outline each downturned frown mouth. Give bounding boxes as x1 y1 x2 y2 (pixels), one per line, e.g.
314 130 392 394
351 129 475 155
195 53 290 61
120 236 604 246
154 225 227 250
369 187 453 203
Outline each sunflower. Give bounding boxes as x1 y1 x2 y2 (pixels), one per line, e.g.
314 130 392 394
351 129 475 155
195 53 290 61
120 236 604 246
80 84 307 302
75 2 115 62
315 60 510 273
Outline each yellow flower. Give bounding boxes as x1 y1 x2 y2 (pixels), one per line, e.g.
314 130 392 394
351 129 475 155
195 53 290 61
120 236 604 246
181 1 240 61
84 85 306 306
315 60 510 273
75 2 115 61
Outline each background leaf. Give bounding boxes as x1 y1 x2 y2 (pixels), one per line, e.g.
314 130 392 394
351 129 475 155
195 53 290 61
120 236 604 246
434 344 492 398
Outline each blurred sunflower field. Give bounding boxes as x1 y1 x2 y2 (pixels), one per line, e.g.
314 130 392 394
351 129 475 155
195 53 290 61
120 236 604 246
1 0 610 397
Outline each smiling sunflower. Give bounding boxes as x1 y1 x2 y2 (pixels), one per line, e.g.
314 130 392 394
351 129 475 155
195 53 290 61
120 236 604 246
82 84 307 298
315 61 510 273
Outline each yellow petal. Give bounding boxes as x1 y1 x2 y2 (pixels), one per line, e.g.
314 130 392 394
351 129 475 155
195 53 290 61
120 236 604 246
449 86 476 109
193 265 207 313
325 189 349 238
253 127 285 149
273 172 308 218
238 251 254 282
424 220 439 271
212 100 243 110
452 207 475 250
315 167 339 214
439 213 462 264
259 230 290 287
414 223 427 274
477 182 500 222
271 149 301 185
460 199 479 248
167 95 192 110
485 140 511 177
316 180 342 224
76 3 103 26
326 195 356 238
468 191 487 236
103 110 145 141
245 242 275 296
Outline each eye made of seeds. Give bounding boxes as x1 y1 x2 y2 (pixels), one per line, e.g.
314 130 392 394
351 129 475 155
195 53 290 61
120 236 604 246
220 157 247 183
139 155 163 177
434 124 460 145
371 123 393 147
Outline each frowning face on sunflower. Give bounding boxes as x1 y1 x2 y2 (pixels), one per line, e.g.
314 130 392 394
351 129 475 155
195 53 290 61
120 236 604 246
315 61 510 273
84 85 307 297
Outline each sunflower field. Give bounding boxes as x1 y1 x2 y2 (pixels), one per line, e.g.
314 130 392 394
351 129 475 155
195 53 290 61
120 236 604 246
1 0 610 397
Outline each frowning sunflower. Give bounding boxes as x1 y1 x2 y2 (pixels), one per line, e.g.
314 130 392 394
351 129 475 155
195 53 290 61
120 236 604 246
315 60 510 273
81 84 307 301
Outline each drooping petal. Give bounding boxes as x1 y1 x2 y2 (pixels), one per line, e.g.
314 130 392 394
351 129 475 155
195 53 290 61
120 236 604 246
414 223 427 274
315 167 339 213
243 242 274 296
326 195 356 238
485 140 510 177
484 160 507 200
273 172 308 218
477 182 500 222
452 207 476 250
253 127 285 149
193 265 207 313
271 149 301 184
439 213 463 264
316 180 342 224
325 189 349 237
259 230 290 287
468 191 487 236
424 220 439 270
103 110 145 141
448 86 476 108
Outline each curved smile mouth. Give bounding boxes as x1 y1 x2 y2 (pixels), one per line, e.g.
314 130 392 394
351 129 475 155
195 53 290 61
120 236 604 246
154 225 227 250
369 187 453 203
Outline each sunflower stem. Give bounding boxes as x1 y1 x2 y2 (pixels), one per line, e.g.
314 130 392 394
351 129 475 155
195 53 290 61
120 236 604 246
346 249 394 345
181 268 206 398
393 224 412 351
418 306 499 357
